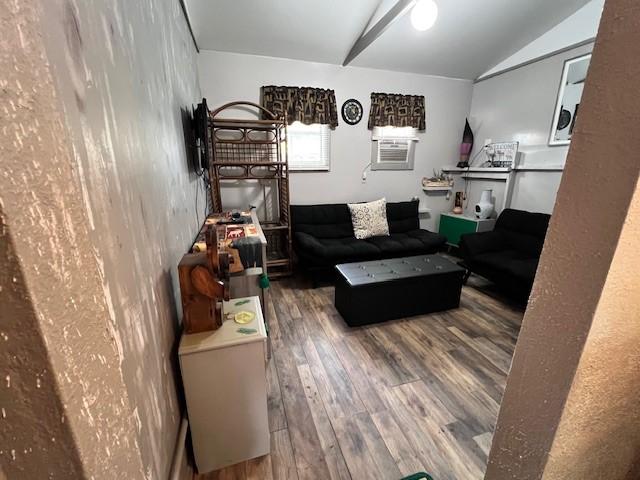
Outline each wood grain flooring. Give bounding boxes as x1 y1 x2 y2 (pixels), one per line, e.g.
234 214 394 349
198 274 523 480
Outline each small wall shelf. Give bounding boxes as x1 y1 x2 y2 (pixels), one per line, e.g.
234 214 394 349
441 165 510 181
513 165 564 172
422 185 453 192
441 166 511 173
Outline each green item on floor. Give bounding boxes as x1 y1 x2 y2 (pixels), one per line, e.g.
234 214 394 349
236 327 257 335
401 473 434 480
234 299 250 306
259 273 270 289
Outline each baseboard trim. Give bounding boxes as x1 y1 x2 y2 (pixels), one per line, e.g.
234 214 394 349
169 417 193 480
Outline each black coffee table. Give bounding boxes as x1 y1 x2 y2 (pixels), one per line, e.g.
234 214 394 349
334 254 464 326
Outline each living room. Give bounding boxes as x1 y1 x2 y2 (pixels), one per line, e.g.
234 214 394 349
3 1 640 479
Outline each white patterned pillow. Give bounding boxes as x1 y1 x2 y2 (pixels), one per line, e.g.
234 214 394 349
348 198 390 239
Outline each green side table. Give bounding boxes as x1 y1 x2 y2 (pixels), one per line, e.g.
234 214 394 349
438 212 496 247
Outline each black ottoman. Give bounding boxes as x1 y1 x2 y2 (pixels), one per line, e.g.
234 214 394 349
334 255 464 326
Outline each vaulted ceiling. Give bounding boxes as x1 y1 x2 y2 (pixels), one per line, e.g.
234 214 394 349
184 0 591 79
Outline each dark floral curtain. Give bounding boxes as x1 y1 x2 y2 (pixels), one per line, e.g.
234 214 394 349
261 86 338 128
367 92 426 130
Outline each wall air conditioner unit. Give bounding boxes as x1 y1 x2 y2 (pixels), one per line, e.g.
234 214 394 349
371 127 417 171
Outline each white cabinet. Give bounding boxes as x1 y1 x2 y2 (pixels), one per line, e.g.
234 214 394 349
179 296 269 474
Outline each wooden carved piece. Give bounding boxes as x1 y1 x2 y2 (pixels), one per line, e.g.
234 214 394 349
190 265 225 299
179 229 231 334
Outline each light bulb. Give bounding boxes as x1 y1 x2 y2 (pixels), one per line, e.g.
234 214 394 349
411 0 438 31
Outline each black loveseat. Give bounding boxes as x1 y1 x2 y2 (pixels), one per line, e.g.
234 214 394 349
459 208 550 299
291 200 446 281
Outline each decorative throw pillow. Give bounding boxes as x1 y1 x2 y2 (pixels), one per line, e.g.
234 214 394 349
348 198 390 239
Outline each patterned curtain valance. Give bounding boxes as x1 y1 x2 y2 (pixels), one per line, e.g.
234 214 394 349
367 92 426 130
261 86 338 129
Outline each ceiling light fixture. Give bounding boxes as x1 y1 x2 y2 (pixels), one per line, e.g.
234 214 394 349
410 0 438 31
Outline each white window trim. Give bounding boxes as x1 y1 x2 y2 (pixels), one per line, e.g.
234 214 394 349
371 126 418 140
286 122 331 172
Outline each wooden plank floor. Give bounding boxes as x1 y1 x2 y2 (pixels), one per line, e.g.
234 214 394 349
198 274 523 480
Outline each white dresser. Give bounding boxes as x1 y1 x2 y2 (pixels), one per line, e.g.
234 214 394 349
178 296 269 473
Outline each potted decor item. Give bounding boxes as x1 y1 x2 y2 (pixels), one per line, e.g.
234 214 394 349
422 170 453 190
475 189 494 219
453 191 464 214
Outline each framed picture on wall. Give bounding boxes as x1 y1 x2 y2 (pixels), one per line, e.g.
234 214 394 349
549 53 591 146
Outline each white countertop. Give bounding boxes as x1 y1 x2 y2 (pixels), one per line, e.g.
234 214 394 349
179 296 266 355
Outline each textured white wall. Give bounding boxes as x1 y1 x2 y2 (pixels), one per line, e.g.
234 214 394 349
197 50 473 231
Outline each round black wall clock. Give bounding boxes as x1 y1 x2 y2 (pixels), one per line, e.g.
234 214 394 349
341 99 363 125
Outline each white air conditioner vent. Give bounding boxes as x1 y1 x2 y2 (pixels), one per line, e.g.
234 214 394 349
378 139 410 163
370 128 418 171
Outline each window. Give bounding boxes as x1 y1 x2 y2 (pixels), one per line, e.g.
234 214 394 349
287 122 330 171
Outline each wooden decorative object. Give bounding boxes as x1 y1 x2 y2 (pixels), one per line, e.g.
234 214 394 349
179 226 230 334
203 100 293 277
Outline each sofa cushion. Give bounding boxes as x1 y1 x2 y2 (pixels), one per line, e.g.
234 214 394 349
496 208 550 256
290 204 354 239
365 230 446 255
365 233 423 254
505 258 539 283
495 208 550 237
472 250 538 283
406 229 448 249
387 200 420 233
294 232 380 261
348 198 390 239
472 250 527 270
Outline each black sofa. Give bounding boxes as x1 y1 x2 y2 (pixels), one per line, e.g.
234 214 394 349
291 200 446 281
459 208 550 299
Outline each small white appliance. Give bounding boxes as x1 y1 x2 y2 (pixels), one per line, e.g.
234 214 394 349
475 189 494 219
179 296 269 473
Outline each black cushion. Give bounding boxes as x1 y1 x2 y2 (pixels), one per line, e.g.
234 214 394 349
386 201 420 233
290 203 353 239
365 230 446 255
496 209 549 257
472 250 529 271
294 232 379 261
365 233 424 255
506 258 539 282
496 208 550 239
459 208 550 298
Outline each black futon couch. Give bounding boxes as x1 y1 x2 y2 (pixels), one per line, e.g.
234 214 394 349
291 200 446 281
459 208 550 299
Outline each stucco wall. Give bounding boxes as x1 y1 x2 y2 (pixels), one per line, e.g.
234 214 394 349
1 0 201 478
485 0 640 477
0 209 85 478
543 180 640 478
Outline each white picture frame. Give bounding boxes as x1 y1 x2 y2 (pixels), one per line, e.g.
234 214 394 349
549 53 591 146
